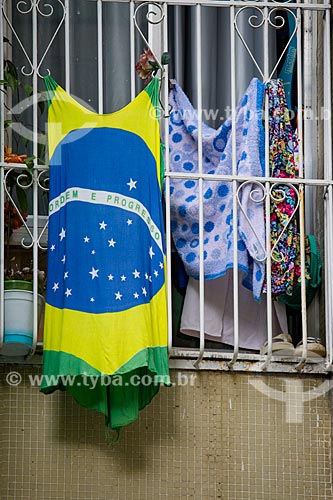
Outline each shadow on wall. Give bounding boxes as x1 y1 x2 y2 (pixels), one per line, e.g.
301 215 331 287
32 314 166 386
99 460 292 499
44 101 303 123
0 364 180 470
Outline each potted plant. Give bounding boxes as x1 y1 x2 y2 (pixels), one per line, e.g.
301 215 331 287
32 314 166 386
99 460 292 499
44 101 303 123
3 257 45 357
1 39 48 357
2 151 46 357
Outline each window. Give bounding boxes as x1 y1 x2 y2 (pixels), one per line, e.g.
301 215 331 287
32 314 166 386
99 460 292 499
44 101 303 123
0 0 331 371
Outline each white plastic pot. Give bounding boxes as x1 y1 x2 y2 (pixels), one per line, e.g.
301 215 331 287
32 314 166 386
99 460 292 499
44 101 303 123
2 285 45 356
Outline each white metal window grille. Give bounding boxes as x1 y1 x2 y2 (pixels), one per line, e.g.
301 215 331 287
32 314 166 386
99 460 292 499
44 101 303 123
0 0 331 373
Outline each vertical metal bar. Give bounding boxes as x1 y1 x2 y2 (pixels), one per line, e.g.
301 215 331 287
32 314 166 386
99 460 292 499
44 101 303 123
228 4 239 367
295 5 308 368
97 0 104 114
173 6 182 82
324 191 329 362
303 6 315 235
303 5 320 344
65 0 70 91
29 2 39 357
148 3 162 62
262 4 273 366
323 8 332 365
130 0 136 100
193 4 204 367
162 3 173 352
0 5 4 349
326 187 333 365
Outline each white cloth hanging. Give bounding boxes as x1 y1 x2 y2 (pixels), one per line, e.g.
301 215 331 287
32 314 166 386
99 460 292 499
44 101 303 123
180 270 288 350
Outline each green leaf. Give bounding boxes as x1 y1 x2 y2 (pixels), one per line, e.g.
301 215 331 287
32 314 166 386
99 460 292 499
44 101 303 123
5 60 18 79
4 119 12 129
22 84 33 96
4 70 18 92
161 52 171 65
24 156 36 170
149 60 160 71
16 186 28 214
0 79 8 93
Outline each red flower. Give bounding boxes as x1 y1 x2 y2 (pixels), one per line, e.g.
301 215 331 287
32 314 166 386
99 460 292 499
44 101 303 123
135 49 157 84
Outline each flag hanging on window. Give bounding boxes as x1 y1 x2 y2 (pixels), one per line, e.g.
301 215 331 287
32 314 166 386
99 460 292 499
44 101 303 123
41 76 169 433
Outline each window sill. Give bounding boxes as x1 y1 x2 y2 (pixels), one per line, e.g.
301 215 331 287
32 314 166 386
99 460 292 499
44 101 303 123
169 348 331 374
0 347 330 375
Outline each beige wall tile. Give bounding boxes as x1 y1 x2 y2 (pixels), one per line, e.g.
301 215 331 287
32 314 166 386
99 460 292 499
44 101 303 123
0 366 332 500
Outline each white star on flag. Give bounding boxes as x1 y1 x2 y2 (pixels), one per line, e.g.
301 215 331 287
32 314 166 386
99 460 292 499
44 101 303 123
115 291 122 300
126 219 133 226
108 274 114 281
64 271 69 279
91 250 96 255
89 267 99 279
59 228 66 241
149 246 155 259
108 238 116 247
154 270 159 277
132 269 140 279
84 236 90 243
127 178 137 191
90 297 95 303
52 282 59 292
145 273 149 280
142 287 147 296
50 244 56 251
61 255 66 264
159 262 164 269
99 221 107 230
120 275 127 282
65 288 72 297
133 292 139 299
148 275 152 282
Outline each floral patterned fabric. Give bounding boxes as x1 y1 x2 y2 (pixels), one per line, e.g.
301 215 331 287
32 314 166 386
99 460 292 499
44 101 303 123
265 80 303 296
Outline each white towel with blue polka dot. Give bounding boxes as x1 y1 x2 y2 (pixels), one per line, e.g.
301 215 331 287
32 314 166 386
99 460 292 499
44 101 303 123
168 78 266 301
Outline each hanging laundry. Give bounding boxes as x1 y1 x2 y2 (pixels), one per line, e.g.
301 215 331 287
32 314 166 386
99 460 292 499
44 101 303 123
278 234 321 309
181 271 288 351
265 80 300 296
168 78 266 301
277 13 297 112
41 76 169 433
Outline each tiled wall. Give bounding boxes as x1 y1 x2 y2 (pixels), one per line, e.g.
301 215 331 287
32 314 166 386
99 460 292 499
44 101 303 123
0 365 332 500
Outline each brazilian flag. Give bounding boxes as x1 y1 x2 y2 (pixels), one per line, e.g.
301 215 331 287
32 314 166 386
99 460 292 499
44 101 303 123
41 76 169 433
